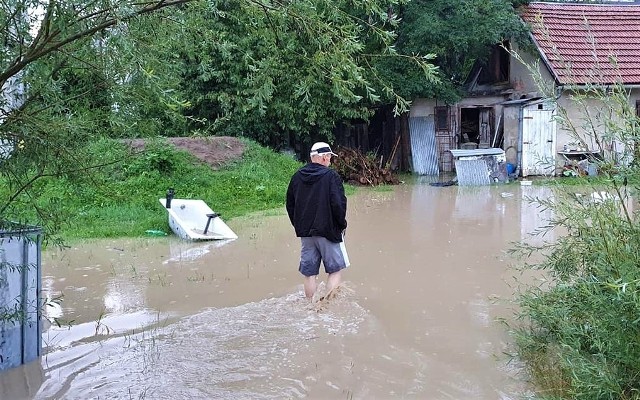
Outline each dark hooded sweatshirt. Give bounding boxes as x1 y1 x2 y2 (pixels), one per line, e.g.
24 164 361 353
286 162 347 243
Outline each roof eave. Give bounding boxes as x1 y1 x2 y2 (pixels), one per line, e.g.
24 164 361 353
558 83 640 91
527 30 563 87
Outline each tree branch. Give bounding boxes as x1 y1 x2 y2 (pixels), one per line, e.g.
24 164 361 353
1 0 194 85
0 151 136 217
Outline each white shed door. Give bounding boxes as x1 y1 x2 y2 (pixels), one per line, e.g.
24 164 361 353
521 102 556 176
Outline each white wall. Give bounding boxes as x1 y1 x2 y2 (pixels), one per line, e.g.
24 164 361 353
0 75 25 159
510 42 555 98
556 88 640 164
409 99 438 118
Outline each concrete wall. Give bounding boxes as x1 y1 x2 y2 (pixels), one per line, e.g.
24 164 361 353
509 42 555 97
410 97 506 130
555 88 640 164
409 98 438 118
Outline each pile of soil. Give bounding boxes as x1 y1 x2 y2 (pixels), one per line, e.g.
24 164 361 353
124 136 246 170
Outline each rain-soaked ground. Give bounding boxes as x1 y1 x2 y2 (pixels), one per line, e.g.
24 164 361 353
1 179 557 400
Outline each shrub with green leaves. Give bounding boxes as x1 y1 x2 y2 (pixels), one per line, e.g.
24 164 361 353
510 176 640 399
502 22 640 394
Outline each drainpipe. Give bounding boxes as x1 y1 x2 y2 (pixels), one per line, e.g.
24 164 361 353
516 105 524 177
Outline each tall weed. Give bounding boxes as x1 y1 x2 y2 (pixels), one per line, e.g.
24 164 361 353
511 163 640 397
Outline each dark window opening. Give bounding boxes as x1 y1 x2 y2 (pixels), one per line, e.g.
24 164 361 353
636 100 640 117
460 108 480 143
459 107 494 147
477 41 510 85
435 106 450 131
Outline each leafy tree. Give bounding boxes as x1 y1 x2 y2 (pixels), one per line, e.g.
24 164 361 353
1 0 196 238
0 0 437 238
382 0 530 102
162 0 439 148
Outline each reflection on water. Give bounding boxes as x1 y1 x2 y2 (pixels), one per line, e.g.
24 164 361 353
165 238 237 264
520 186 556 247
1 182 562 399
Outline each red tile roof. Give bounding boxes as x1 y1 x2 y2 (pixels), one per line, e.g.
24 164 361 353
520 2 640 85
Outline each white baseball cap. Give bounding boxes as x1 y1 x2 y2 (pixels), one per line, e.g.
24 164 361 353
310 142 338 157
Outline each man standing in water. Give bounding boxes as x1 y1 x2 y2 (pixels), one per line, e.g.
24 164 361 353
286 141 349 300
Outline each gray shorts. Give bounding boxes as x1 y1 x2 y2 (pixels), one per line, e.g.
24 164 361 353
299 236 350 277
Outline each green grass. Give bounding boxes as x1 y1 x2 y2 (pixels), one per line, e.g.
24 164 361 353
2 137 304 240
73 138 304 239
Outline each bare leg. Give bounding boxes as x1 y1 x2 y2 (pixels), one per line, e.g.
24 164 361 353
303 275 318 299
326 270 342 295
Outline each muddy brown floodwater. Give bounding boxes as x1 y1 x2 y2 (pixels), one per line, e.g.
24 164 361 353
1 180 557 400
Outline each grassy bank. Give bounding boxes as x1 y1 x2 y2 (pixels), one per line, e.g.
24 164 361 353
2 137 310 241
71 138 307 239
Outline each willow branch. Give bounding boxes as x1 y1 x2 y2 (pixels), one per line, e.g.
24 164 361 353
1 0 194 85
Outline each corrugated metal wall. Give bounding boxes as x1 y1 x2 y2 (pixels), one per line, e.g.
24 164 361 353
409 116 440 175
0 228 42 371
454 159 491 186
